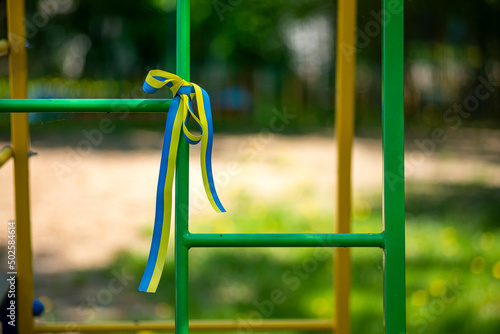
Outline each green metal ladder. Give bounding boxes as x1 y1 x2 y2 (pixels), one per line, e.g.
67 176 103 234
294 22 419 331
0 0 405 333
173 1 405 332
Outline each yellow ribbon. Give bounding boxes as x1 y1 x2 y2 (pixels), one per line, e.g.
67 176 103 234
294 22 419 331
139 70 225 292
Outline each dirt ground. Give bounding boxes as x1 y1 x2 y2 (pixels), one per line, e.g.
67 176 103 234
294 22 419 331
1 129 500 274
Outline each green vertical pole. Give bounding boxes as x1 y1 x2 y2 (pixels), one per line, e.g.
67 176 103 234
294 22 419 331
175 0 190 333
382 0 405 333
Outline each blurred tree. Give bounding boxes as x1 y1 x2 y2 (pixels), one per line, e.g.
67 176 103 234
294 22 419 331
0 0 499 126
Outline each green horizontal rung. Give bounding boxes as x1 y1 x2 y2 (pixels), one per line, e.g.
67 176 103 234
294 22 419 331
183 232 385 249
0 99 171 113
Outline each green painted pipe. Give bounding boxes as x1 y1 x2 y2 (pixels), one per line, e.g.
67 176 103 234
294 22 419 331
174 0 191 333
0 99 171 113
382 0 406 332
183 232 385 249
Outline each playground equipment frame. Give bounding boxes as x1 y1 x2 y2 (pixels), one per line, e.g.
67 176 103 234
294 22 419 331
0 0 405 333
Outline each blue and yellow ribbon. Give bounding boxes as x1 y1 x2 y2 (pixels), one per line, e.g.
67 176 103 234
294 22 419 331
139 70 225 293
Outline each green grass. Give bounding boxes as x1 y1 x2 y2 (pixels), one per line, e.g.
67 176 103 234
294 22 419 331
34 180 500 333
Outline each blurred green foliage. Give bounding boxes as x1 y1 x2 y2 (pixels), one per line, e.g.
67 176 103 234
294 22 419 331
33 180 500 333
0 0 498 132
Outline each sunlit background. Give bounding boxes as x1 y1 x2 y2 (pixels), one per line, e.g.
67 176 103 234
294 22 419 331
0 0 500 333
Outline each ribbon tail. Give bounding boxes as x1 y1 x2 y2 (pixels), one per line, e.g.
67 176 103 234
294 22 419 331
196 86 226 213
183 98 202 145
139 96 183 292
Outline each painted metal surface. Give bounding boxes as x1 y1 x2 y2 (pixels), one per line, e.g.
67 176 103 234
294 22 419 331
0 99 171 113
174 0 191 332
34 319 335 332
6 0 35 332
184 233 384 248
334 0 358 332
382 0 406 332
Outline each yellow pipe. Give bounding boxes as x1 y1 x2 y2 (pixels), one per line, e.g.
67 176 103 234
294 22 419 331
35 319 334 332
0 145 13 167
334 0 357 334
0 39 9 56
7 0 34 333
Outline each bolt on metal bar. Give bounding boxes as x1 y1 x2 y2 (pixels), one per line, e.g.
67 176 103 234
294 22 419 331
183 233 385 249
0 99 171 113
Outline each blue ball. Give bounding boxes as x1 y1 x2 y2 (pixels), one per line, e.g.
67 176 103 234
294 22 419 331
33 299 44 316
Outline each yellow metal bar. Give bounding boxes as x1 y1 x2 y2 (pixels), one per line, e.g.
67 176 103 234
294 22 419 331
7 0 34 332
35 319 334 332
334 0 358 333
0 145 13 167
0 39 9 56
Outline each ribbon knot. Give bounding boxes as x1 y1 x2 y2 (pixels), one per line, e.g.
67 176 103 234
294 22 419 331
139 70 225 293
175 84 191 96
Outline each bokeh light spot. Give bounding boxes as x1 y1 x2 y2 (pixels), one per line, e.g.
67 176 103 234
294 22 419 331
411 290 428 307
38 296 53 313
353 200 372 221
492 261 500 279
480 232 495 251
470 256 486 274
429 279 446 297
440 227 457 246
311 297 331 316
